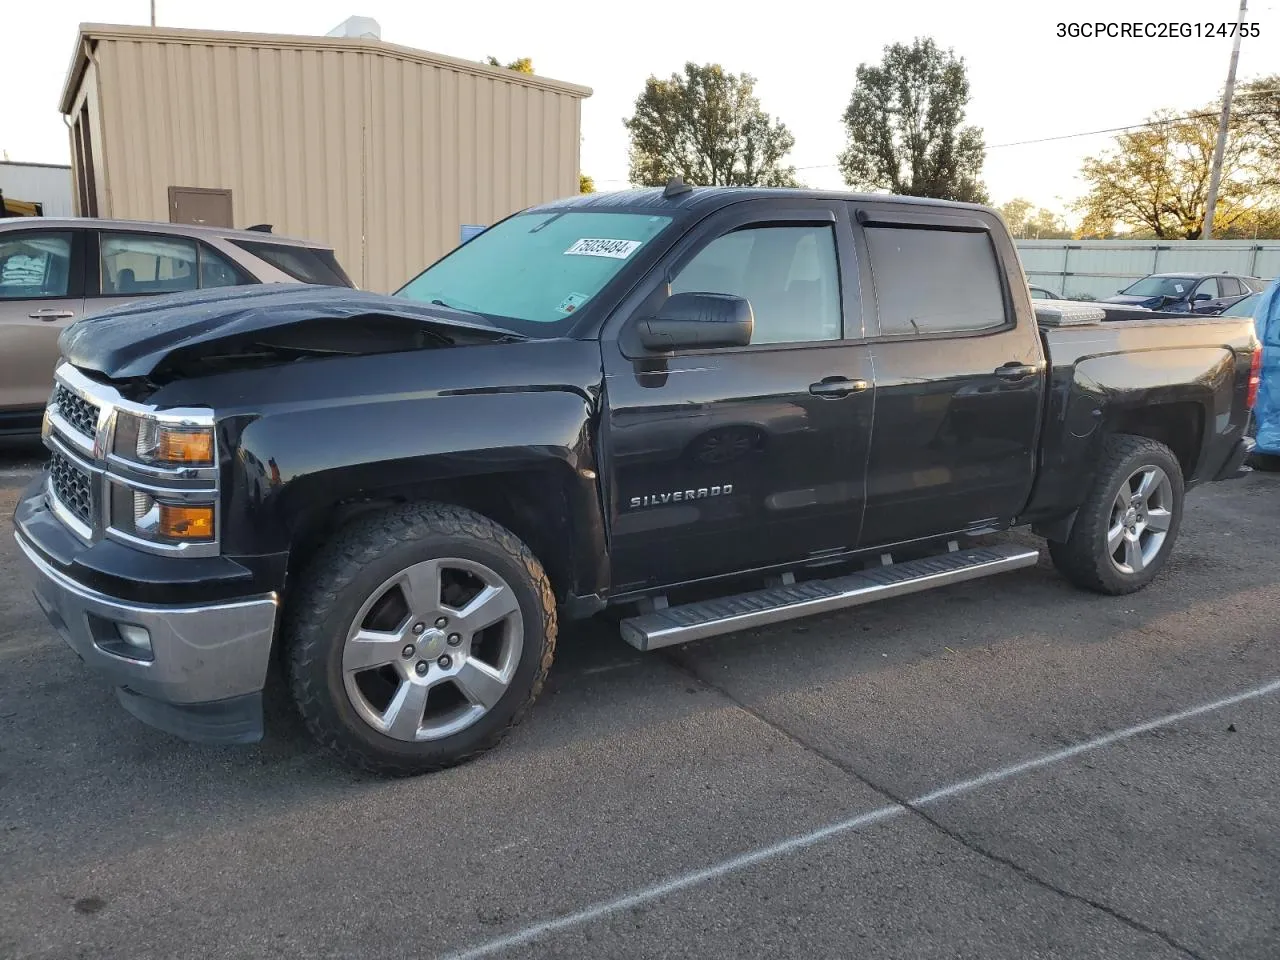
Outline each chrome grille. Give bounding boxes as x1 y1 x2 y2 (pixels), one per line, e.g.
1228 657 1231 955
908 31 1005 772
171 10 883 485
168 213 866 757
49 449 93 525
52 384 100 439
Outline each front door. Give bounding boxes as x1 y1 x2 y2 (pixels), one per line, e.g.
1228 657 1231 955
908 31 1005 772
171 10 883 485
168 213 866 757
852 203 1044 548
0 228 86 415
600 199 875 592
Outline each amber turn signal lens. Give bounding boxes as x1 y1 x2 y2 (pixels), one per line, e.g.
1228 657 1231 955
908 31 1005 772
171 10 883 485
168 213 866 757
157 428 214 465
157 504 215 540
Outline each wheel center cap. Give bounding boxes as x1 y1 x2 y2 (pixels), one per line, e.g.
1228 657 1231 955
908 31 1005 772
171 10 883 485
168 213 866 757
417 628 448 660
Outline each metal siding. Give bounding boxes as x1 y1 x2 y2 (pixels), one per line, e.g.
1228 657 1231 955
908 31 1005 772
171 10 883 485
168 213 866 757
1018 239 1280 299
0 163 76 217
81 31 586 292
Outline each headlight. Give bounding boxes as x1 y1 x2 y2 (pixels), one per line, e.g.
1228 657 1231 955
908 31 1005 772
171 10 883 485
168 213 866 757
114 412 215 467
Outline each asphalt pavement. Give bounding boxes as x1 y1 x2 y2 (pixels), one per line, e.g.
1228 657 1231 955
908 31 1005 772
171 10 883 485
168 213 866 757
1 449 1277 960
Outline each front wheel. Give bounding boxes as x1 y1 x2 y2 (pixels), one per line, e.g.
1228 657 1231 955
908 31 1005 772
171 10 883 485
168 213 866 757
1048 435 1184 595
285 502 556 775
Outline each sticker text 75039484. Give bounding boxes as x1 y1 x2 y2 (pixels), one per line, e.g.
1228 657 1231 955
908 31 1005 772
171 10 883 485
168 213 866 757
564 238 642 259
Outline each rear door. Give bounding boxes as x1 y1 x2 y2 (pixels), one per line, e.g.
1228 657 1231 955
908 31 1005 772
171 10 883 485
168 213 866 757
599 198 875 591
852 202 1045 548
0 228 87 413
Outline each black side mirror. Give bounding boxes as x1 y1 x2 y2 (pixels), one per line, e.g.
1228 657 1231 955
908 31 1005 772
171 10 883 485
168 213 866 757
636 292 753 351
1192 292 1212 302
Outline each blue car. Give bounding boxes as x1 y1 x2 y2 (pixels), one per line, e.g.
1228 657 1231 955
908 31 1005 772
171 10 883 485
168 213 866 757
1105 272 1265 314
1247 279 1280 464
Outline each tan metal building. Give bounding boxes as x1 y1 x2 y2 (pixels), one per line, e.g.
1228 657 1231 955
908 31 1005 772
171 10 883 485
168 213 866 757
59 23 591 292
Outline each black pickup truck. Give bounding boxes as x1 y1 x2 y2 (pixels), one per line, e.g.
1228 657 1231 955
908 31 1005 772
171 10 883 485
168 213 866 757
13 185 1260 775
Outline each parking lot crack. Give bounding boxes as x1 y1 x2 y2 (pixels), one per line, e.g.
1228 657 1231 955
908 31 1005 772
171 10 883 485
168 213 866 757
662 650 1209 960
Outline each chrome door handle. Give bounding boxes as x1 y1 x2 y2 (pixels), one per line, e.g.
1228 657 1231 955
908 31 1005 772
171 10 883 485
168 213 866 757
29 309 75 321
994 362 1036 380
809 377 870 398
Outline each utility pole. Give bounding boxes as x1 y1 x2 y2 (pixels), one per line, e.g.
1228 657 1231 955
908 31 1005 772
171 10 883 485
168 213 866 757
1202 0 1248 240
150 1 156 26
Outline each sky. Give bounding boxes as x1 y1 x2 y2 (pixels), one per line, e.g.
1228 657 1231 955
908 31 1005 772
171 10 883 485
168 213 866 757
4 0 1279 223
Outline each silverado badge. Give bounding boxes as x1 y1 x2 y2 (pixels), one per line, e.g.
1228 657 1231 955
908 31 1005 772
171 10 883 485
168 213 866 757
629 484 734 509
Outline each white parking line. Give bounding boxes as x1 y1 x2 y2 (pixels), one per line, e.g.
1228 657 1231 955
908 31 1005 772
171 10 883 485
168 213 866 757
441 677 1280 960
0 467 40 479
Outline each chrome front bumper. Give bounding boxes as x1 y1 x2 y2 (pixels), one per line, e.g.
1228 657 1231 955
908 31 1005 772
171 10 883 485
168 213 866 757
14 529 279 743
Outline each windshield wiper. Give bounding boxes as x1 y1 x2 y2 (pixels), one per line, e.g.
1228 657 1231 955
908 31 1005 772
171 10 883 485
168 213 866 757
429 297 486 319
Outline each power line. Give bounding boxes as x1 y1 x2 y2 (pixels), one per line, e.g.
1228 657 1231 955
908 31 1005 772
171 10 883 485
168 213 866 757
789 101 1280 172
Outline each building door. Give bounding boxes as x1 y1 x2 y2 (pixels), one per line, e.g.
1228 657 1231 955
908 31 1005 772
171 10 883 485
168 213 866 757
168 187 234 228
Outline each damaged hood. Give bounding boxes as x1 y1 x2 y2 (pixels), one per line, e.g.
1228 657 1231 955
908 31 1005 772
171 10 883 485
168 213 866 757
60 285 517 380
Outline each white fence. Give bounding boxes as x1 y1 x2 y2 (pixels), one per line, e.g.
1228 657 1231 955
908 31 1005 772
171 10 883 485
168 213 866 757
1016 240 1280 300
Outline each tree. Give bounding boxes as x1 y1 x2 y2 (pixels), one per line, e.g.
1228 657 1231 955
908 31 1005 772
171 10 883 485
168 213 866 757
1235 74 1280 187
998 198 1033 237
1075 108 1265 239
485 56 533 74
623 63 800 187
1029 207 1072 239
838 37 987 203
579 173 595 194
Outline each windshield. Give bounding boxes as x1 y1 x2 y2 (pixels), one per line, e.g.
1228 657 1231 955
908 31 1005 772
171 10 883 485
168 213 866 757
395 210 673 334
1120 276 1195 298
1221 293 1260 317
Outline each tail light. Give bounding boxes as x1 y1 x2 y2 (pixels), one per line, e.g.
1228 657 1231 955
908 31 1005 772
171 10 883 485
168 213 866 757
1247 345 1262 409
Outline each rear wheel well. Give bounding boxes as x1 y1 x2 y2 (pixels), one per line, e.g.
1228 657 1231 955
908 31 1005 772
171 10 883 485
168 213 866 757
286 470 576 605
1109 402 1203 479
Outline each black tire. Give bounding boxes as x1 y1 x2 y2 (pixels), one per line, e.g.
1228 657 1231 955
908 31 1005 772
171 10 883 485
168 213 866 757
1047 434 1184 595
285 502 556 776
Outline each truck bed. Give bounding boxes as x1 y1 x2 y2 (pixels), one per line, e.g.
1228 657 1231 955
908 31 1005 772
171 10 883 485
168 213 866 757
1027 306 1257 520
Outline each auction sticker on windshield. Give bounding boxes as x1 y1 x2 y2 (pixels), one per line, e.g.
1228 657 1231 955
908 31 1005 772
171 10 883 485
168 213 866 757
564 238 642 259
557 292 590 314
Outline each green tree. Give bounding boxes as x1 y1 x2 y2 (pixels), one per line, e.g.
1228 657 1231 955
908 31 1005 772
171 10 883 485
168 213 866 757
623 63 800 187
485 56 533 74
1235 74 1280 187
1029 207 1072 239
1075 108 1264 239
838 37 987 203
998 198 1033 237
579 173 595 194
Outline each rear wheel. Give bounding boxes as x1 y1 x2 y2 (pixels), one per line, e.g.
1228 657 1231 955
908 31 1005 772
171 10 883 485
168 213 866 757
1048 435 1184 595
286 502 556 775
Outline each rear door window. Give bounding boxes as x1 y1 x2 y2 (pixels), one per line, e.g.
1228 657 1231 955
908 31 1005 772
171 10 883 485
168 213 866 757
864 226 1007 336
230 240 353 287
1218 277 1243 298
100 233 198 295
0 231 75 299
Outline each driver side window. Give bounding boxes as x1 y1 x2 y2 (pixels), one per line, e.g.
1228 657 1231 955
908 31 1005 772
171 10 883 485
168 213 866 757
1196 277 1220 300
671 224 842 344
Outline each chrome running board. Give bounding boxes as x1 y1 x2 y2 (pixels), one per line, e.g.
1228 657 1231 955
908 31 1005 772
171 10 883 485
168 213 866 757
619 544 1040 651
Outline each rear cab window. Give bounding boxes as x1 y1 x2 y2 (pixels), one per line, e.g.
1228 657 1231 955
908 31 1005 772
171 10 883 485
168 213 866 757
230 239 354 287
863 226 1007 336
